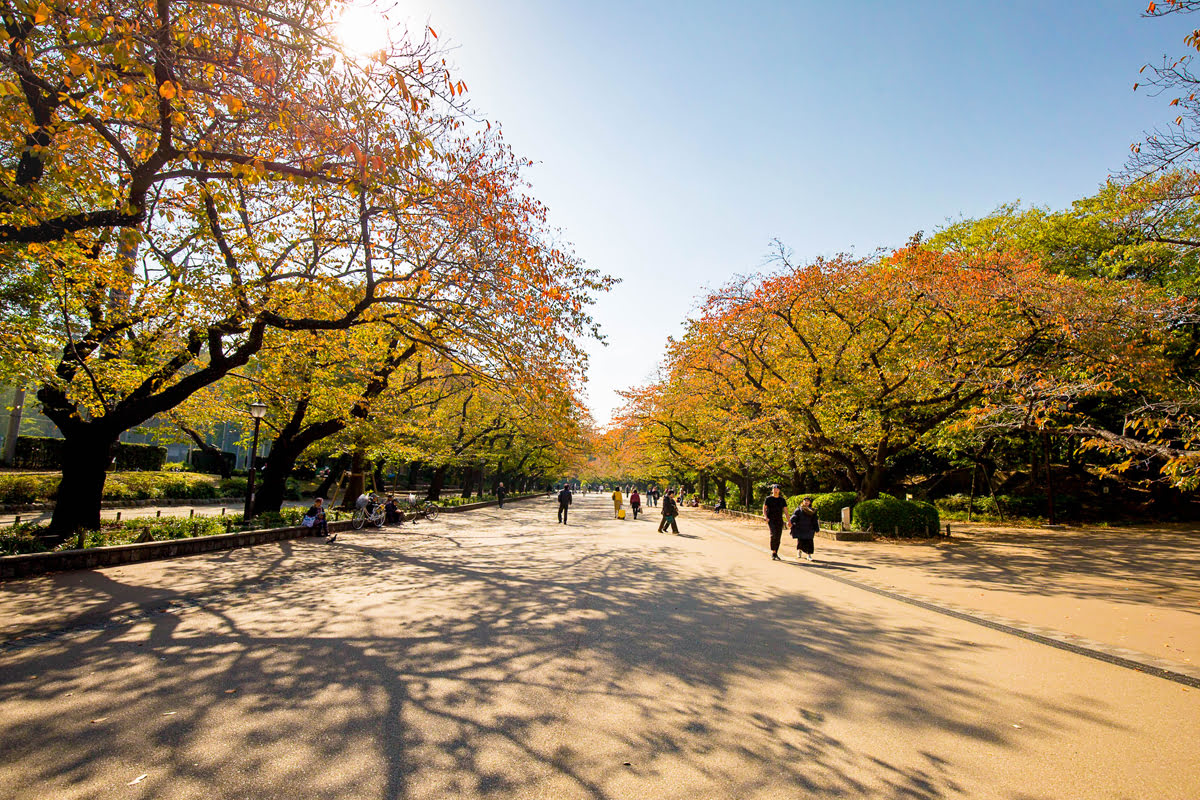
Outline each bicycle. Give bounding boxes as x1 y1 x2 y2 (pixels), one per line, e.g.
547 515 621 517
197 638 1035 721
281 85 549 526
400 499 440 523
352 502 386 530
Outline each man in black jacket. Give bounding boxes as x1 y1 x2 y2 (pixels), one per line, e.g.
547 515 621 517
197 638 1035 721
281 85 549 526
557 485 572 524
763 484 788 561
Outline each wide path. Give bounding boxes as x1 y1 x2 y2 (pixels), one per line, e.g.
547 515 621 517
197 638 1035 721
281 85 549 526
1 494 1197 799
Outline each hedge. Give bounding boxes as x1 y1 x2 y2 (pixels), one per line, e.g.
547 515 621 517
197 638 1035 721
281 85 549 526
0 471 232 504
13 436 166 471
190 449 236 475
810 491 857 522
852 495 941 537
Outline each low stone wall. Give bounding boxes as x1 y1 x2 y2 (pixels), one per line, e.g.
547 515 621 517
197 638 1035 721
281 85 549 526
701 506 874 542
0 493 548 580
0 519 356 580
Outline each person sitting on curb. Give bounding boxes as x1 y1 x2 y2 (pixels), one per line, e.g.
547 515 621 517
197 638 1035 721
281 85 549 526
384 494 402 525
304 497 334 543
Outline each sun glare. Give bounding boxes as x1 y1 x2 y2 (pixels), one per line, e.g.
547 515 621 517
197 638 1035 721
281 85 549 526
335 4 393 58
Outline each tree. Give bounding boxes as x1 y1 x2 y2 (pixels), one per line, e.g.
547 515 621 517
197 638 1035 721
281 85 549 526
0 0 612 536
645 245 1178 500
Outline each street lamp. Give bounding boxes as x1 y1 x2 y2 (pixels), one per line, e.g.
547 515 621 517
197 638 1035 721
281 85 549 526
243 401 268 519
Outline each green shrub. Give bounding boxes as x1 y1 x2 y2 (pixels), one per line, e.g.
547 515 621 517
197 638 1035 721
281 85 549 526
0 474 58 504
811 491 857 523
112 442 167 471
853 496 941 537
219 477 248 496
12 436 66 470
0 523 50 555
162 462 187 472
190 449 235 475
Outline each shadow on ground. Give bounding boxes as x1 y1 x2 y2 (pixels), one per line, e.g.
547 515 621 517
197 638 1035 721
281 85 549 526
0 500 1129 799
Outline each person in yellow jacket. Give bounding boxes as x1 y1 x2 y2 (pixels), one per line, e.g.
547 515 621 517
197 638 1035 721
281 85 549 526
612 487 623 518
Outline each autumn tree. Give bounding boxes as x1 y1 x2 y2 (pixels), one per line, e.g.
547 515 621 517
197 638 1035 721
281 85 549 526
0 0 611 536
647 246 1178 500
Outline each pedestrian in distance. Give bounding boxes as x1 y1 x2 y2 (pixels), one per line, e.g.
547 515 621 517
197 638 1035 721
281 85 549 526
497 482 507 509
612 486 623 518
629 489 641 519
658 490 680 534
763 483 788 561
789 496 820 561
557 484 573 524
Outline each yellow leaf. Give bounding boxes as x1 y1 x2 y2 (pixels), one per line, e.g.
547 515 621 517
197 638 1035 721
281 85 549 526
158 81 177 99
33 3 50 24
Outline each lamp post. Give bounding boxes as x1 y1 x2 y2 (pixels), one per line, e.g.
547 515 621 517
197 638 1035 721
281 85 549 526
243 401 268 519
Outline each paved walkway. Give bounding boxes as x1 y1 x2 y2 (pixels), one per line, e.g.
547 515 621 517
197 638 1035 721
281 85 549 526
0 495 1196 799
683 509 1200 680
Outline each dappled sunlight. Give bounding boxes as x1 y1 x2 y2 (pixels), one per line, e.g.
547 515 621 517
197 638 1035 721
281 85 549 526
0 498 1172 798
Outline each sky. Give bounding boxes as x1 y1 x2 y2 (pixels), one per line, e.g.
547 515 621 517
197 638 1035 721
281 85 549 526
384 0 1185 424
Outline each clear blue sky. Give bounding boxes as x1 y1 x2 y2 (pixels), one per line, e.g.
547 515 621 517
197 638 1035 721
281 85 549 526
396 0 1184 423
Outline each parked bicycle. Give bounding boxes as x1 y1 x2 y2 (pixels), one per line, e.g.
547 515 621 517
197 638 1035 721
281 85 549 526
351 500 386 530
401 499 440 523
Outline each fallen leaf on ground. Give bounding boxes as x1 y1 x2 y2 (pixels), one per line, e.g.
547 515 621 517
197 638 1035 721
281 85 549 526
90 718 107 724
127 774 147 786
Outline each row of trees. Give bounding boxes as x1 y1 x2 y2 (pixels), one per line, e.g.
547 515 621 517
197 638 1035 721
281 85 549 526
594 3 1200 513
0 0 609 535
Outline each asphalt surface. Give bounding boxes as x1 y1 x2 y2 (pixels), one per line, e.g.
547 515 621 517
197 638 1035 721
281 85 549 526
1 494 1197 799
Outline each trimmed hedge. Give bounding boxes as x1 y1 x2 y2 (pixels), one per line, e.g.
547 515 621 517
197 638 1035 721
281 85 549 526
810 491 857 523
190 449 235 475
113 442 168 471
13 436 166 471
0 471 232 504
852 495 941 537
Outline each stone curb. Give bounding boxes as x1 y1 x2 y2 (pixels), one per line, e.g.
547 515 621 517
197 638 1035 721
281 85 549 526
0 494 544 580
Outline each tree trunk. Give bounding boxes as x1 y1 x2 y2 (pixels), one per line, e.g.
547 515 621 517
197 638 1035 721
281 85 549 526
313 454 348 500
3 386 25 465
341 448 366 510
179 423 233 478
428 465 446 501
856 465 886 501
1042 431 1056 525
49 430 118 542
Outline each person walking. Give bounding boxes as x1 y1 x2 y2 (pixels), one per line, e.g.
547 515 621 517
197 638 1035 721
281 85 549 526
789 495 820 561
629 489 641 519
763 483 788 561
658 489 680 534
557 484 573 524
612 486 623 518
497 482 507 509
